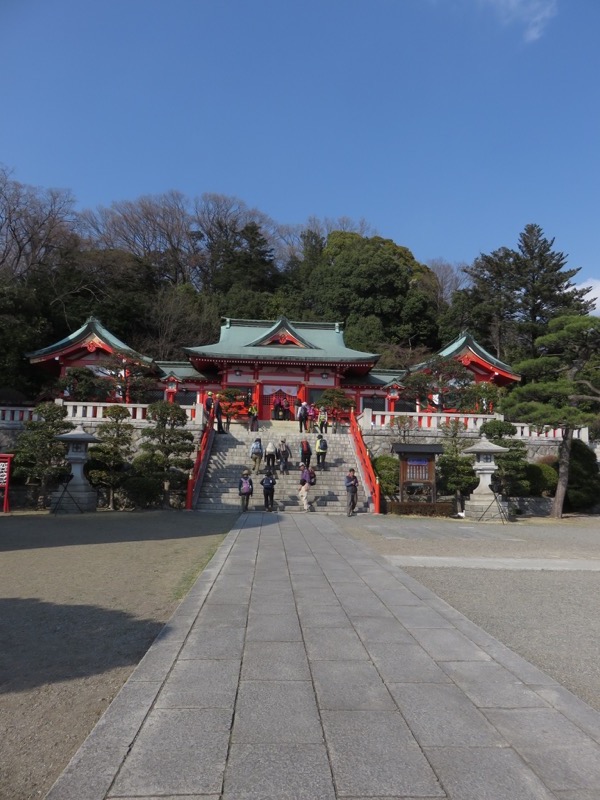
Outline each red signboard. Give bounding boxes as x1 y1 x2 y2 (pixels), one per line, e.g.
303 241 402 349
0 454 14 513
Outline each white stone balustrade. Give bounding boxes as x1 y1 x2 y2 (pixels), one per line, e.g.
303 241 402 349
54 399 205 427
358 408 589 443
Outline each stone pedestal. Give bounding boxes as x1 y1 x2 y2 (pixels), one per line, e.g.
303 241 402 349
50 485 98 514
464 492 510 521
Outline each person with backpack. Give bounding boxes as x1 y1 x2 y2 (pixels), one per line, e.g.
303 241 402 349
264 440 277 470
277 438 291 474
250 437 263 473
238 469 253 512
298 463 311 485
315 433 328 471
260 470 277 512
299 438 312 468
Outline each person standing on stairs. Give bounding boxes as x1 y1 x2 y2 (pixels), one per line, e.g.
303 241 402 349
250 438 263 473
277 438 291 475
315 433 328 471
260 470 276 511
298 478 310 512
239 469 253 512
299 438 312 468
264 440 277 470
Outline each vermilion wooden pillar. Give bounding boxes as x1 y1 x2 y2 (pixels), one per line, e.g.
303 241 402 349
0 454 14 513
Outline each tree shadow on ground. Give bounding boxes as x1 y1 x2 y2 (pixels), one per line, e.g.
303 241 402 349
0 510 238 552
0 597 164 693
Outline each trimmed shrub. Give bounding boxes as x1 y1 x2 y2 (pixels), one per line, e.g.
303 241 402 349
525 461 558 497
388 502 454 517
121 476 163 509
372 454 399 496
565 439 600 512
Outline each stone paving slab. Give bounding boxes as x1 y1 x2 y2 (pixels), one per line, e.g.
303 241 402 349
46 512 600 800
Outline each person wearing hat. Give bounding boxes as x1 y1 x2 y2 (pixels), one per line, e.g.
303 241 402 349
238 469 253 512
315 433 328 471
276 438 291 475
298 463 311 485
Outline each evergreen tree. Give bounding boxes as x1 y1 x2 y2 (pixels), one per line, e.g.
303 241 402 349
453 224 593 363
479 420 530 496
135 401 194 507
88 405 135 509
436 420 477 508
13 402 74 502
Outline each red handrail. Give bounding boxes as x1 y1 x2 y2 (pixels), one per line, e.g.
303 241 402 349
185 406 214 510
349 409 381 514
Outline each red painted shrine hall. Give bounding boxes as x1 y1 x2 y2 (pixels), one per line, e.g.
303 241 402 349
27 316 520 420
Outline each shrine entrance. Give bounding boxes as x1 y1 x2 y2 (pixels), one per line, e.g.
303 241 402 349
261 386 298 420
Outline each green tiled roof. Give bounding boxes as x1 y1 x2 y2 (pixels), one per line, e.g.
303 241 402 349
26 317 154 365
155 362 206 381
184 317 379 365
426 331 519 377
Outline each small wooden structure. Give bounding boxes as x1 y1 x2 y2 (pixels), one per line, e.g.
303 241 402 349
391 443 444 503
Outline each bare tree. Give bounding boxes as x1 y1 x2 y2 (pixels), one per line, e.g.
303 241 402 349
0 166 75 280
426 258 467 310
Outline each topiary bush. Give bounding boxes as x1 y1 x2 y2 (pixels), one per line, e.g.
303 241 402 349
564 439 600 512
372 454 399 497
525 461 558 497
121 476 163 509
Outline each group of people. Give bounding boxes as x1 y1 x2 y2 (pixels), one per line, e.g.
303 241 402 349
239 433 359 515
296 402 328 434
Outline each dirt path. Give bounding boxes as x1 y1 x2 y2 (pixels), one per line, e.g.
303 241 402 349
0 510 237 800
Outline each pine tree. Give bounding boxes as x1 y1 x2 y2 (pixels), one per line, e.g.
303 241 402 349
88 405 134 509
13 402 74 503
135 401 194 507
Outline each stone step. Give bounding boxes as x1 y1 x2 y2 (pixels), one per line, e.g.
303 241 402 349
195 426 368 514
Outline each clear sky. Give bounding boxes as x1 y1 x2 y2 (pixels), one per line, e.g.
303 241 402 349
2 0 599 302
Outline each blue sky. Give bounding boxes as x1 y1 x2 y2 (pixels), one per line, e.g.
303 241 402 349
2 0 599 303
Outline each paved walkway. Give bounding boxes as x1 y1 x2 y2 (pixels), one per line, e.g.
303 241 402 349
46 513 600 800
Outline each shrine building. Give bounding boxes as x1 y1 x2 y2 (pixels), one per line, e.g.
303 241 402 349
26 315 520 420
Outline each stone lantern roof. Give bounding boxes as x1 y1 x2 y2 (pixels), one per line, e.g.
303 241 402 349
462 434 509 456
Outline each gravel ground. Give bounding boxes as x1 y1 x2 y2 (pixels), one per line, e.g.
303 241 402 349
0 510 236 800
337 513 600 712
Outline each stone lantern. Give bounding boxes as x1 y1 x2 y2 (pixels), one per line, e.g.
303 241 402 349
51 426 100 513
461 434 511 521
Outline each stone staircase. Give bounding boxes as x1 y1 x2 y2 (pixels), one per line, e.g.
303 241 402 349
194 420 370 514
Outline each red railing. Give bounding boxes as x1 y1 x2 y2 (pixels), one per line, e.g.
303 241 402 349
349 409 381 514
185 406 214 510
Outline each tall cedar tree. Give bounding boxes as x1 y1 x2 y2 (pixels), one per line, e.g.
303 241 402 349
448 224 593 363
